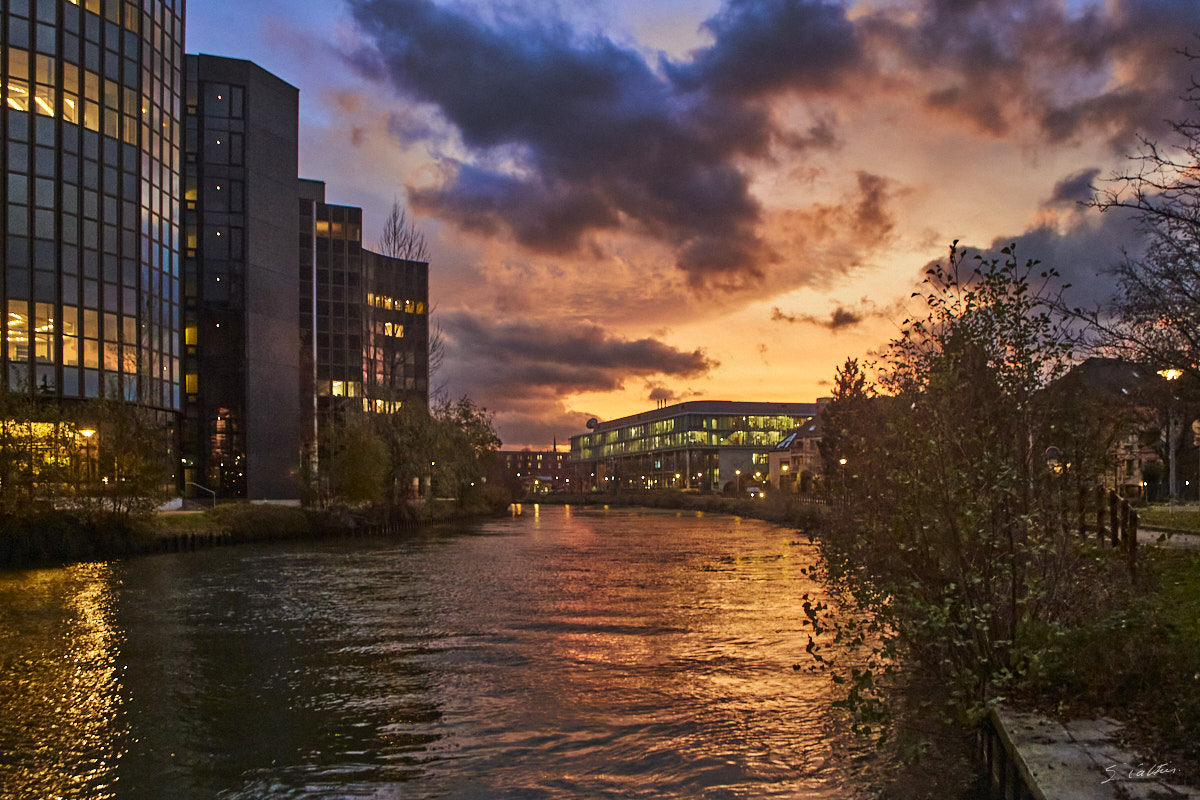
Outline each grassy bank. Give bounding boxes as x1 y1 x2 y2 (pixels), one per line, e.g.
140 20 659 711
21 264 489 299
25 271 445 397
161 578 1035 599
1018 545 1200 784
1138 503 1200 533
0 496 509 572
0 509 157 569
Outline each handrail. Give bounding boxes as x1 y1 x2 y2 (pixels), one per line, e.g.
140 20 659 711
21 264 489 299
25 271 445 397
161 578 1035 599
187 482 217 508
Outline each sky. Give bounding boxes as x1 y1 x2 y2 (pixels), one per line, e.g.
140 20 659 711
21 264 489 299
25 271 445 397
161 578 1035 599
186 0 1200 449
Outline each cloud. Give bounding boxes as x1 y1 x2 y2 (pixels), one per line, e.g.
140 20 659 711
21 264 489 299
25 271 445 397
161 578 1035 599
860 0 1200 149
346 0 782 289
666 0 862 97
1046 168 1102 208
947 209 1147 312
647 384 678 402
343 0 1200 297
433 312 717 447
439 311 716 399
772 304 864 331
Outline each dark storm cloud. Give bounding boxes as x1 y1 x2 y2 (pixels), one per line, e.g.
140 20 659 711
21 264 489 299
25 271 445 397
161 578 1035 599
440 312 716 399
346 0 789 287
344 0 1200 291
648 385 679 402
666 0 860 97
866 0 1200 147
983 217 1143 311
944 211 1146 313
1047 168 1102 208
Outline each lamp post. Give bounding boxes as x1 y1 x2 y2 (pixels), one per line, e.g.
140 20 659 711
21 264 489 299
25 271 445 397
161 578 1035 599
1159 368 1182 506
735 468 741 495
79 428 95 489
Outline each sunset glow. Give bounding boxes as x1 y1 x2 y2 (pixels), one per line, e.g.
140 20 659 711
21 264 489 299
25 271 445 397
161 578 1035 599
188 0 1199 447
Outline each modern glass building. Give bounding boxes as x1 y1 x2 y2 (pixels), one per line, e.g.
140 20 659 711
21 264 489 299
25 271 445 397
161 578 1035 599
298 180 429 471
2 8 430 502
2 0 184 411
363 248 428 408
569 401 817 492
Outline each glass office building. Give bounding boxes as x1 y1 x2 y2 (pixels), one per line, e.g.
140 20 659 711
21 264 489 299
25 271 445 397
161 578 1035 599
570 401 816 492
2 0 184 412
298 181 429 473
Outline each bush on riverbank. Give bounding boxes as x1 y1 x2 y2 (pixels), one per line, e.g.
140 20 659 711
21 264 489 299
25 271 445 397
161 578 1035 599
0 509 153 569
802 246 1135 748
205 503 314 542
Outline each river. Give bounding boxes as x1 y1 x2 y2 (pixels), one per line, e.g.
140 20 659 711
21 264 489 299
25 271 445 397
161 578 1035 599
0 506 908 799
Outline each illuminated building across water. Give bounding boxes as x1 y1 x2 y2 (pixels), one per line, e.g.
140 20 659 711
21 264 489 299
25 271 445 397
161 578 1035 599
569 401 817 492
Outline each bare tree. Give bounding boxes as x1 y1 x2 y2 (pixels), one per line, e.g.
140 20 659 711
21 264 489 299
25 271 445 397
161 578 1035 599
1089 49 1200 377
378 195 430 262
427 310 447 401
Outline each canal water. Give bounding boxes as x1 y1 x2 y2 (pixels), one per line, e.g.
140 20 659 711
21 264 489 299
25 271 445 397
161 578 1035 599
0 506 898 799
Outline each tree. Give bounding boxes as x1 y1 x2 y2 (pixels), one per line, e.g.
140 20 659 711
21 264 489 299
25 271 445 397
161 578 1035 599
82 392 173 516
806 243 1113 734
373 400 438 503
428 395 501 504
324 408 389 505
817 357 874 499
377 196 429 262
1090 50 1200 377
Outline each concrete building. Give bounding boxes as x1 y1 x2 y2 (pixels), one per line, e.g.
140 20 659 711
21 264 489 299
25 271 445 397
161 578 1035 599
768 397 830 492
491 449 570 494
1 9 430 503
182 54 300 499
179 59 429 501
570 401 817 493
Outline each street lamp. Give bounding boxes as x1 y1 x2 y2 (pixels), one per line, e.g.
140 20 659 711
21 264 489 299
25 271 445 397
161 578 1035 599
79 428 95 487
1159 368 1183 505
735 468 741 494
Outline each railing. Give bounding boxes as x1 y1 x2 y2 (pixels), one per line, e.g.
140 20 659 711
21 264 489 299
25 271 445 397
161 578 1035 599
186 482 217 509
1079 486 1139 577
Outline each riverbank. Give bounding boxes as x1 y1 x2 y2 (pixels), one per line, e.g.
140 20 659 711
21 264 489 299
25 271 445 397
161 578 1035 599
540 493 1200 795
532 490 835 530
0 498 508 571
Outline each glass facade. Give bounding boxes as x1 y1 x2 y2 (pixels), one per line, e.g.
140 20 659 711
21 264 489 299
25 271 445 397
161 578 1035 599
1 0 183 411
299 196 429 428
570 402 815 491
363 249 428 410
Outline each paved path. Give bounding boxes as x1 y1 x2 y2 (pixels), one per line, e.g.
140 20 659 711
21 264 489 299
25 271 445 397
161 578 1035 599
993 707 1199 799
1139 526 1200 550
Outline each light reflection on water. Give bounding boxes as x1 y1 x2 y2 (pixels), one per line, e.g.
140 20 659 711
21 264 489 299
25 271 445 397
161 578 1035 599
0 506 890 799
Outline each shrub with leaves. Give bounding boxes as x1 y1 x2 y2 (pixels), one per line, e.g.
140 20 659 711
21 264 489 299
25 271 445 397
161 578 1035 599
808 243 1126 736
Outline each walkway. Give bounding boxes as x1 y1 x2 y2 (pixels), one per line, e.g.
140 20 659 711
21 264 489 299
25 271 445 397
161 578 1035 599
991 707 1199 799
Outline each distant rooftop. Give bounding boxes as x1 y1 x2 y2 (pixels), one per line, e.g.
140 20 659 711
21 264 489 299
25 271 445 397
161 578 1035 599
586 400 817 435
